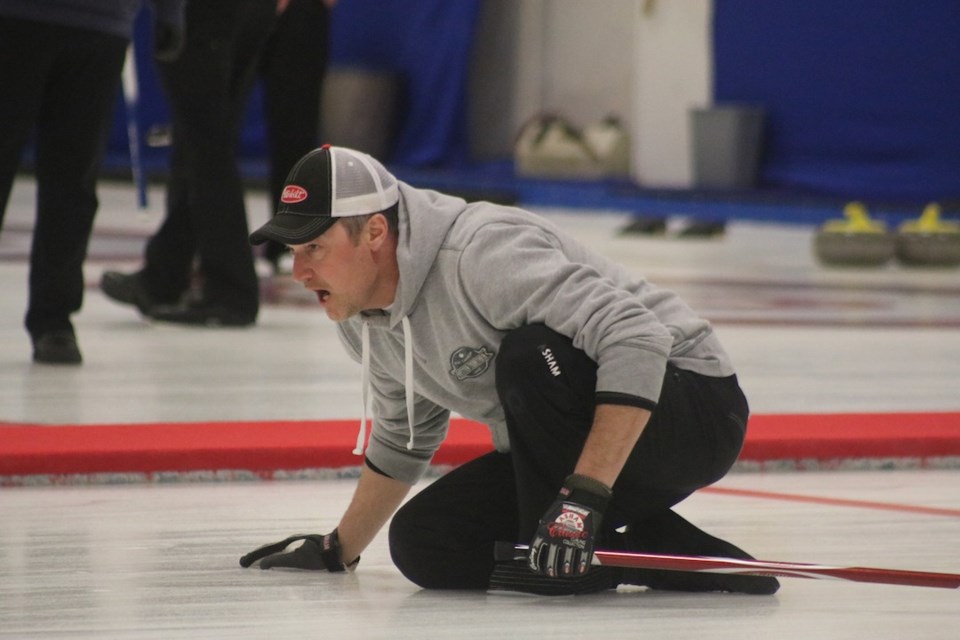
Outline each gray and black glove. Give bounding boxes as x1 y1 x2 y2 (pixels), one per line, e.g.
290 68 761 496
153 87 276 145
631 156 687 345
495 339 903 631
528 474 612 577
240 529 358 571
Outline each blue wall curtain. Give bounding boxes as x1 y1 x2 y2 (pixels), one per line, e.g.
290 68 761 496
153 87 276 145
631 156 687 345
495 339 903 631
108 0 480 172
328 0 481 167
714 0 960 200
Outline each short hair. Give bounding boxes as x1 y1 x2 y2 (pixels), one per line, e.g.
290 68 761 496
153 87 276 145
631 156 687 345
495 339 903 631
339 203 400 243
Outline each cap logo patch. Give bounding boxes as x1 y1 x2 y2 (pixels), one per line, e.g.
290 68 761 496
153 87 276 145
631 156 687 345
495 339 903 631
281 185 308 203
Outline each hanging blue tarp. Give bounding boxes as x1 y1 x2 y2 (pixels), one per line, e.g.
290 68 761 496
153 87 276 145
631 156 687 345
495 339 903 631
713 0 960 201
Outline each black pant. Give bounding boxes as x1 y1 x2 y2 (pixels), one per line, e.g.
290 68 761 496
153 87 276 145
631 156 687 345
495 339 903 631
140 0 274 313
0 17 127 339
259 0 330 265
389 325 749 589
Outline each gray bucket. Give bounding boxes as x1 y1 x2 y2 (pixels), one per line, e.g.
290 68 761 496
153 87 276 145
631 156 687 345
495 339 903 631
320 67 400 159
689 105 765 189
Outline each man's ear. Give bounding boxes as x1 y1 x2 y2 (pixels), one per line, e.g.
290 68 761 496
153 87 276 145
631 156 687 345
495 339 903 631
366 213 389 249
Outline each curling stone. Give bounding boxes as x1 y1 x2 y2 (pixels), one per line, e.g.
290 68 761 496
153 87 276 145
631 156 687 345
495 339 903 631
895 203 960 267
813 202 896 266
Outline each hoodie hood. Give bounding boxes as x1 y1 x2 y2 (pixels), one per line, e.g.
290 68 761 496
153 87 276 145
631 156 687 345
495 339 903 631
387 182 468 328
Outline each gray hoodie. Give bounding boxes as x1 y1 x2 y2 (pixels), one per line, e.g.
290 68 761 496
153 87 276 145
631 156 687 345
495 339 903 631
337 182 735 484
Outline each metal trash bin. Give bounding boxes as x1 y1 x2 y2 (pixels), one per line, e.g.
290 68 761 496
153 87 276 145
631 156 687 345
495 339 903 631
320 66 400 159
689 105 765 189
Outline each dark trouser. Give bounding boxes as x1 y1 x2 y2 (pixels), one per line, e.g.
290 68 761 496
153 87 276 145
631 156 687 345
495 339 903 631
259 0 330 265
389 325 750 590
0 17 127 340
140 0 274 314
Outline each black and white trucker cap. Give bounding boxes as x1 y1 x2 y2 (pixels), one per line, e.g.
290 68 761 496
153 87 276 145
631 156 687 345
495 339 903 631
249 144 399 246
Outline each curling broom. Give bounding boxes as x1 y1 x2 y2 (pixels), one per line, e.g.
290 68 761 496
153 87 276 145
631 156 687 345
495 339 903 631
498 543 960 590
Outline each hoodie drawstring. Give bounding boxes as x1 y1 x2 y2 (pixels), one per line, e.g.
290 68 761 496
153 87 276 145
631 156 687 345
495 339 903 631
353 322 371 455
353 317 416 456
401 316 415 450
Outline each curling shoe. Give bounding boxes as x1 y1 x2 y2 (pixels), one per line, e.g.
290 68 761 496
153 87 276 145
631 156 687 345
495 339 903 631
150 299 256 327
617 510 780 595
32 330 82 365
100 270 162 316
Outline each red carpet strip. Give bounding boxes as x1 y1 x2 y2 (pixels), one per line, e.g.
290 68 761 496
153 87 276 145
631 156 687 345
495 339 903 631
1 412 958 483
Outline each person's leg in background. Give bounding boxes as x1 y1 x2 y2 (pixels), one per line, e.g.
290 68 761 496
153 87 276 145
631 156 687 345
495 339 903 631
259 0 331 272
0 17 47 232
0 18 127 363
104 0 275 325
151 0 274 324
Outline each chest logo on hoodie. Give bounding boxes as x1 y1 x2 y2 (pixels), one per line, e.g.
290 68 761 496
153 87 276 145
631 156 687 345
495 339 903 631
449 346 494 381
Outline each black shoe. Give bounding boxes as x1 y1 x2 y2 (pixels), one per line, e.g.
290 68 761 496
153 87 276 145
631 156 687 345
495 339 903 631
618 510 780 595
619 215 668 236
150 300 256 327
32 330 82 365
100 270 160 315
676 218 726 238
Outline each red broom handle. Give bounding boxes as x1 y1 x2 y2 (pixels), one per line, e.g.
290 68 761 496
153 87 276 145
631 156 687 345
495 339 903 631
505 545 960 590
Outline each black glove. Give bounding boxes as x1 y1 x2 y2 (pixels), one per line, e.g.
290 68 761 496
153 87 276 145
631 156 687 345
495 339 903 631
239 529 358 571
153 20 184 62
528 474 612 577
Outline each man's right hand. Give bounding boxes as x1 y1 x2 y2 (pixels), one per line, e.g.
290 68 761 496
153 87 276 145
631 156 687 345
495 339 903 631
239 529 359 571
